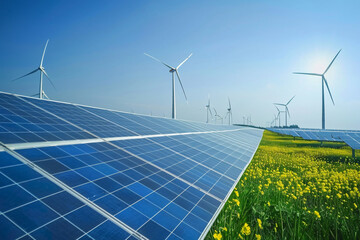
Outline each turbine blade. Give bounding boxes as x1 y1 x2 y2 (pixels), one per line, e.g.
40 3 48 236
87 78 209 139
323 77 335 105
144 53 174 69
274 103 286 106
176 53 192 69
286 95 295 105
323 49 342 75
12 68 39 81
213 108 217 115
175 70 187 101
293 72 322 76
40 39 49 67
228 97 231 109
41 69 56 89
275 105 280 112
209 108 213 117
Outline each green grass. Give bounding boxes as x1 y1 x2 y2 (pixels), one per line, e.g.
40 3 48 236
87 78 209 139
206 130 360 240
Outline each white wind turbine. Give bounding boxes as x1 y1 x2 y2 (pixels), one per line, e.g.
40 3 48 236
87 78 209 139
293 49 341 129
145 53 192 119
12 39 55 99
274 96 295 127
205 95 213 123
224 97 232 125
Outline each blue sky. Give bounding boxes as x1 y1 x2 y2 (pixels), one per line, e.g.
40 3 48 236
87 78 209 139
1 1 359 129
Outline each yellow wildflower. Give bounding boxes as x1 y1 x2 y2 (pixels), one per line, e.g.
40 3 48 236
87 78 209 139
257 218 263 229
222 227 227 232
337 193 342 199
267 201 270 207
213 231 222 240
314 210 321 219
354 203 358 209
255 234 261 240
234 190 239 197
233 199 240 206
241 223 251 236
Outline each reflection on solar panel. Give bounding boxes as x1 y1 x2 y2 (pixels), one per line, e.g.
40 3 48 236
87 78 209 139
267 127 360 150
0 92 263 239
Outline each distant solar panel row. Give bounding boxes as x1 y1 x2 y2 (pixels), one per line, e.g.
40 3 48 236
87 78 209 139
0 92 263 239
267 127 360 149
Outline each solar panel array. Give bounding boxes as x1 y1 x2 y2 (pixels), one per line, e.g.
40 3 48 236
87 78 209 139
267 128 360 149
0 92 263 240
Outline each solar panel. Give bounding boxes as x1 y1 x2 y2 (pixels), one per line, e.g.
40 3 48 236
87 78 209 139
267 128 360 149
0 149 131 240
0 92 94 144
0 92 263 239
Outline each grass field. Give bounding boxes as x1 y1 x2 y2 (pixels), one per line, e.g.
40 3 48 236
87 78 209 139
206 130 360 240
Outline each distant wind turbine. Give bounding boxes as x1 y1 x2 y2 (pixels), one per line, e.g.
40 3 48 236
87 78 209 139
224 97 232 125
293 49 341 129
144 52 192 119
274 96 295 127
205 95 213 123
12 39 55 99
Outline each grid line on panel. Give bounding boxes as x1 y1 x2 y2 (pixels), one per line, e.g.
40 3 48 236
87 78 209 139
0 143 147 240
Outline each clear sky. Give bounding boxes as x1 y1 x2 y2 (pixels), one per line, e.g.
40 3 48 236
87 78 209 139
1 1 359 129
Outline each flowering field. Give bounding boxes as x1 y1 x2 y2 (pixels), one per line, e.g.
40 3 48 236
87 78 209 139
206 130 360 240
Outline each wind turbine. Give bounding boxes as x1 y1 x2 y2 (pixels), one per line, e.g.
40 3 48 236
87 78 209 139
224 97 232 125
12 39 55 99
144 52 192 119
213 108 223 124
205 95 213 123
293 49 341 129
274 96 295 127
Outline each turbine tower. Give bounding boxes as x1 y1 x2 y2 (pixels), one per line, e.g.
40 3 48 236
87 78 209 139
224 97 232 125
145 53 192 119
205 95 213 123
293 49 341 129
274 96 295 127
12 39 55 99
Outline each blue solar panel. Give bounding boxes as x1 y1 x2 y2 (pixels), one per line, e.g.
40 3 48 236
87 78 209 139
267 128 360 149
0 91 264 239
0 150 130 240
0 93 94 144
22 96 138 138
14 140 224 239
